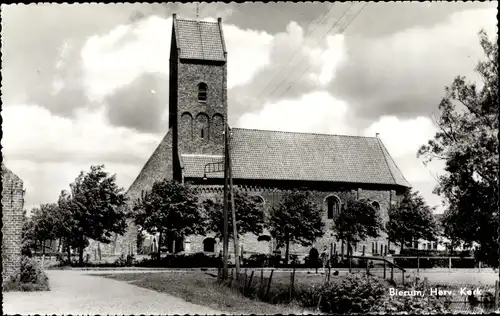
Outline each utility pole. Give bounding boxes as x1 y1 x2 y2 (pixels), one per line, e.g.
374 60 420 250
222 124 230 280
228 127 240 278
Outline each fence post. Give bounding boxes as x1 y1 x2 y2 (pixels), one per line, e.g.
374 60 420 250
328 266 331 282
449 257 452 271
495 280 499 310
265 269 274 300
383 260 386 279
289 268 296 303
417 256 420 273
402 270 405 285
244 269 248 294
366 258 369 275
260 269 264 298
391 266 394 282
247 270 255 294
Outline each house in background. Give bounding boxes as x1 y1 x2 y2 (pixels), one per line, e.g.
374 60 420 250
411 213 479 252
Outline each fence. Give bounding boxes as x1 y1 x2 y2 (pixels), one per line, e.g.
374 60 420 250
218 267 325 304
392 256 477 270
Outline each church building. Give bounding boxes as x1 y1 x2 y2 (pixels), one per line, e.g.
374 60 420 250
116 14 410 259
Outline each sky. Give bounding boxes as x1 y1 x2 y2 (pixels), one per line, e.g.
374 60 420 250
1 2 498 212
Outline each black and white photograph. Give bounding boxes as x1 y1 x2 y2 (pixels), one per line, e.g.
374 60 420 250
2 2 499 314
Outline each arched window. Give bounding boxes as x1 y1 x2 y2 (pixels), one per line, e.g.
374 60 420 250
198 83 207 103
371 201 380 211
326 196 341 219
252 195 265 208
196 113 209 142
203 238 216 252
181 112 193 140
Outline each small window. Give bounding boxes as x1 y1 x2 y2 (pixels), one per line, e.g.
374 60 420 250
258 235 271 242
433 242 438 250
198 83 207 103
414 240 418 249
203 238 216 252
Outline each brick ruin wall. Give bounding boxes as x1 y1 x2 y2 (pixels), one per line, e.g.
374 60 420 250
2 170 24 284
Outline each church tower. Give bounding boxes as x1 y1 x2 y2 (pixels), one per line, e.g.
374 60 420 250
169 14 227 180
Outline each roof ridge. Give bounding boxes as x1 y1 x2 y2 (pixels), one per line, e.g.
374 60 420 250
177 19 218 25
182 154 224 157
231 127 378 139
376 137 410 186
375 137 397 185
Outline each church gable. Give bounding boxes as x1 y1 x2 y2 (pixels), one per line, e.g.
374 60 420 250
126 129 174 203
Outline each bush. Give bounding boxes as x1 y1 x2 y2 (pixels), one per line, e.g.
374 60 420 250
244 254 270 267
371 274 449 313
303 273 387 313
4 256 50 292
137 252 221 268
114 254 136 267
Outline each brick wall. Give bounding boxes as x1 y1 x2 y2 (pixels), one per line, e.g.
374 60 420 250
176 61 227 156
184 184 403 260
2 165 24 285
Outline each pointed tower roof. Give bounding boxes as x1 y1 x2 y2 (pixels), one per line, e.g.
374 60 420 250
172 14 226 61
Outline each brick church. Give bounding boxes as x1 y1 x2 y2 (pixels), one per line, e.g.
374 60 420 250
114 14 410 259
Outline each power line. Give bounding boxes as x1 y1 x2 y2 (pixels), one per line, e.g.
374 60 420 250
255 3 337 101
276 3 368 100
266 2 356 101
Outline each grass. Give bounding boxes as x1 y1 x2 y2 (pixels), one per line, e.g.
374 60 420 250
3 273 51 292
99 271 323 315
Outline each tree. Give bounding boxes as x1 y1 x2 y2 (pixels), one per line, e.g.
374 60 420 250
334 198 383 259
417 30 498 268
29 204 59 255
202 188 266 241
132 179 206 261
57 165 128 265
21 210 36 257
268 190 325 264
386 189 439 252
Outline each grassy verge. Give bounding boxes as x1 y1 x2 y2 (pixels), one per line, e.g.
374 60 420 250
99 271 318 315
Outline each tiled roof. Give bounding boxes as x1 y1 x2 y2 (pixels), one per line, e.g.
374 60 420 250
126 130 174 203
181 128 410 187
174 18 226 61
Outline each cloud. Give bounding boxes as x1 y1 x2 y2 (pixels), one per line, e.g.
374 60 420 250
229 20 348 121
225 25 274 89
237 91 355 135
331 8 498 119
104 72 169 133
2 104 159 165
2 104 162 209
363 116 437 159
81 16 171 102
363 116 446 211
